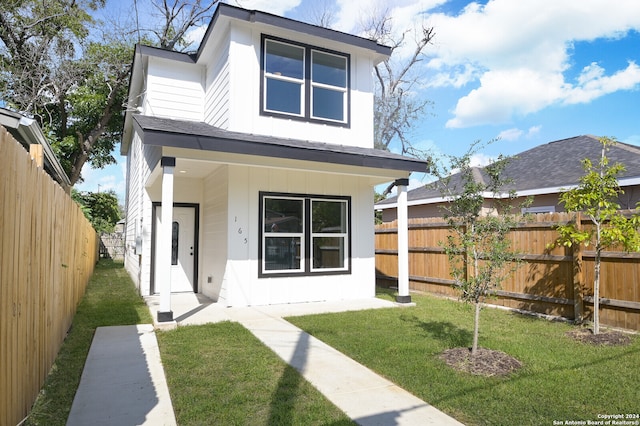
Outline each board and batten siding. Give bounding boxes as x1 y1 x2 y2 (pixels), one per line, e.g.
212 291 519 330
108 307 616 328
221 164 376 307
145 57 204 121
204 41 230 128
215 21 376 149
201 166 229 303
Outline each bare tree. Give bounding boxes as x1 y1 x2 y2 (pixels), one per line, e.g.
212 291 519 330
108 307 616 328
303 4 434 155
304 0 337 28
361 8 435 154
146 0 219 50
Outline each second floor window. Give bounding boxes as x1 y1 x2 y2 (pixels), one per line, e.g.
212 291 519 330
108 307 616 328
262 36 350 125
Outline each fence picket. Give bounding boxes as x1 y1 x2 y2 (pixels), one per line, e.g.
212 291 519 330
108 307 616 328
376 214 640 331
0 127 98 426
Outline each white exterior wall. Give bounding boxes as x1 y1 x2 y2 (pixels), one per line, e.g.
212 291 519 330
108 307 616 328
221 165 376 307
123 134 160 295
201 166 229 302
200 21 376 148
204 36 230 128
145 57 204 121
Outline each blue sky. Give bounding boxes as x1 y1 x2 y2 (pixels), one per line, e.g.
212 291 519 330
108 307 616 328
77 0 640 199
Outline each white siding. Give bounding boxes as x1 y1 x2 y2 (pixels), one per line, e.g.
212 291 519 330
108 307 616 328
204 39 230 128
222 165 375 307
197 20 377 149
201 167 229 303
123 134 160 295
145 57 204 121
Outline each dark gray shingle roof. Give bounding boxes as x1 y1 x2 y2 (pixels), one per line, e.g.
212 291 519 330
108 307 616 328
378 135 640 205
133 114 428 173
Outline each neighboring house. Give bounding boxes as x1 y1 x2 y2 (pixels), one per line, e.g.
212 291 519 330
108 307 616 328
121 3 426 317
0 107 71 191
376 135 640 222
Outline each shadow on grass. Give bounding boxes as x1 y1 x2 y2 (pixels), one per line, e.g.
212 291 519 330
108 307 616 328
401 316 473 348
429 342 640 407
268 332 309 426
93 258 125 270
25 259 152 425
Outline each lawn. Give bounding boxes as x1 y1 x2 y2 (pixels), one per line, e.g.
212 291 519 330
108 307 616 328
287 290 640 426
25 260 153 425
157 323 353 425
24 260 352 425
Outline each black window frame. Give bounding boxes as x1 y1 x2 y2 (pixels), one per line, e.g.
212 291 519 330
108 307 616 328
258 191 352 278
260 34 351 128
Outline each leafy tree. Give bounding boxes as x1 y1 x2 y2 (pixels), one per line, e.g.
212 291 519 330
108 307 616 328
434 142 530 355
0 0 131 185
72 189 122 233
553 137 640 335
1 0 218 186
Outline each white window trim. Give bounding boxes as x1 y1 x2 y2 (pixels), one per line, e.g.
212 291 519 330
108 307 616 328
261 35 350 126
310 198 349 272
259 192 351 277
310 50 348 123
263 40 305 117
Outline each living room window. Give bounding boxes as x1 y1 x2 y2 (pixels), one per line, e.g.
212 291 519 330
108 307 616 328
261 36 350 125
259 192 351 276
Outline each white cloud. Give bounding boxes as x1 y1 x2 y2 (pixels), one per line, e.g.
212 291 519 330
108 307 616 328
563 61 640 104
497 128 523 141
497 125 542 142
527 125 542 137
416 0 640 127
229 0 640 131
469 153 494 167
75 159 127 203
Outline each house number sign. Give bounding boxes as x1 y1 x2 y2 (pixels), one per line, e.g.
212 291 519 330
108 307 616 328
235 217 247 244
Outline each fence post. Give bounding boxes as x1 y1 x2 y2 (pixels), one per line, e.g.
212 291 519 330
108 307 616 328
573 212 584 323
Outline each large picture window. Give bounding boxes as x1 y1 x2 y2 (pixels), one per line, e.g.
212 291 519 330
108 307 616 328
261 35 350 125
259 192 351 276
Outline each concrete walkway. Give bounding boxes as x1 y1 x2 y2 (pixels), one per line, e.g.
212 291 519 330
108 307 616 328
225 304 464 426
67 324 176 426
69 296 463 425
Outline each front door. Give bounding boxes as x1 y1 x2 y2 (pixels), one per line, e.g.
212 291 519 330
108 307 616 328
155 206 196 293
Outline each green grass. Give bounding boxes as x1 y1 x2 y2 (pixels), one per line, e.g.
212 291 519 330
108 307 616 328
287 290 640 426
25 260 153 426
26 260 352 426
156 323 354 425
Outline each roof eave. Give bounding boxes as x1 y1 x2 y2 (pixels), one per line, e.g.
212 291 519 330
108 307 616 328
197 3 391 62
133 116 426 173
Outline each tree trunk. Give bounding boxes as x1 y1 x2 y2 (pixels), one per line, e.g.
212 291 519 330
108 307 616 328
472 301 480 356
593 248 601 335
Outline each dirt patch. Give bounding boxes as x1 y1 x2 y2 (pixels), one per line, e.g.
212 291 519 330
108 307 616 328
440 347 522 377
565 329 632 346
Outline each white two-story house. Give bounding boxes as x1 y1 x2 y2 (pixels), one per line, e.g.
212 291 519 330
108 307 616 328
121 3 426 321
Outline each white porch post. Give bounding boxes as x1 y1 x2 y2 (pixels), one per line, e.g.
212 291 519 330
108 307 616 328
158 157 175 322
395 178 411 303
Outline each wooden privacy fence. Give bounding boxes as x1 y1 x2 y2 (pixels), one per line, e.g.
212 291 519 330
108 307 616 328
1 127 98 426
375 213 640 332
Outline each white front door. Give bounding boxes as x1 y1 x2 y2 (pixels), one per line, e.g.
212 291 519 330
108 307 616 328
155 206 196 293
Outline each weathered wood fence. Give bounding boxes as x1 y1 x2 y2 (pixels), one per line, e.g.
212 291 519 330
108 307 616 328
1 127 98 426
375 214 640 331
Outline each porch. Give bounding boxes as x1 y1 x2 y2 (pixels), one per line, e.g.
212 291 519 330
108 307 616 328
143 292 405 329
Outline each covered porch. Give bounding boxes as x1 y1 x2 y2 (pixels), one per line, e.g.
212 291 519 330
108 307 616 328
135 115 424 323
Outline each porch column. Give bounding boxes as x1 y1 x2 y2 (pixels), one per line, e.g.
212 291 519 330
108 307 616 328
158 157 175 322
395 178 411 303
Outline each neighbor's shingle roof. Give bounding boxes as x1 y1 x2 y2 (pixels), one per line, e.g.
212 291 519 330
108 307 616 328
378 135 640 206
